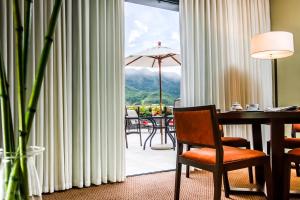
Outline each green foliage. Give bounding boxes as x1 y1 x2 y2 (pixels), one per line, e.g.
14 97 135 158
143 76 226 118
127 104 173 117
125 69 180 106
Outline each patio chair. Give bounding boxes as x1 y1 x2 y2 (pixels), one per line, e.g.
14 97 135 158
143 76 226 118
125 107 142 148
173 105 272 200
165 98 181 144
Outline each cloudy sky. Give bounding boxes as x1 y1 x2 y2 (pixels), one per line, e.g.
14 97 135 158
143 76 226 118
125 2 180 58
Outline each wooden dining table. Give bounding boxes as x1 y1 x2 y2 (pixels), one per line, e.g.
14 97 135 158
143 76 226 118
217 111 300 200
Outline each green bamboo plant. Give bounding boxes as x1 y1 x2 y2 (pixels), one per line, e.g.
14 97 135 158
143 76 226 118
0 0 62 199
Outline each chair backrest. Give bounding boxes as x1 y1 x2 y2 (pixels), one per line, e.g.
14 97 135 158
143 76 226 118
173 105 222 149
174 98 182 108
126 108 139 125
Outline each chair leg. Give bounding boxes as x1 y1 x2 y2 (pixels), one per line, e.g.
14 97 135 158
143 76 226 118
223 171 230 198
246 143 254 184
213 169 222 200
186 145 191 178
174 162 182 200
138 124 142 146
139 132 142 146
186 165 190 178
248 166 254 184
264 161 273 200
283 159 291 200
295 163 300 177
125 134 128 148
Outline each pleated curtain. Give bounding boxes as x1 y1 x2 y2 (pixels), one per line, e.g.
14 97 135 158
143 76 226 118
0 0 125 193
179 0 273 140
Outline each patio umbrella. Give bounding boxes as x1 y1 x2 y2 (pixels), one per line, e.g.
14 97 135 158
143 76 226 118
125 42 181 149
125 42 181 115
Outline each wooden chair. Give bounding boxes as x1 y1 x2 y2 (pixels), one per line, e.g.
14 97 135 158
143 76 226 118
219 125 254 183
186 125 254 183
283 148 300 200
267 124 300 176
173 105 272 200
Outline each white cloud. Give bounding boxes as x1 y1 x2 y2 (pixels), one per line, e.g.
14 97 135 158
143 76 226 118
134 20 148 32
171 32 180 42
128 20 149 45
125 2 180 56
128 30 143 44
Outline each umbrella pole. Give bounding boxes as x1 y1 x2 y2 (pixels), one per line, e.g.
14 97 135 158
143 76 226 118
158 59 163 145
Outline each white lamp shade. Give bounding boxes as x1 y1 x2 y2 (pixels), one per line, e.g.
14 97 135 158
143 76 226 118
251 31 294 59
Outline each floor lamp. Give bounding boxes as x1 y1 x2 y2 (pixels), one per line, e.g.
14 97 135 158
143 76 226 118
250 31 294 107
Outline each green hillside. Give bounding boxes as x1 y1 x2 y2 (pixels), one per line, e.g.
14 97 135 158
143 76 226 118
125 68 180 105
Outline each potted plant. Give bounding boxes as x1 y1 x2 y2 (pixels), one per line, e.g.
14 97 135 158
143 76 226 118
0 0 62 199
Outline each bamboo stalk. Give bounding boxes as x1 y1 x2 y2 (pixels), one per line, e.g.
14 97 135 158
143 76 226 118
25 0 62 136
0 50 14 156
23 0 33 91
5 1 63 199
13 0 25 131
20 0 33 198
13 0 29 198
0 41 16 194
5 159 21 200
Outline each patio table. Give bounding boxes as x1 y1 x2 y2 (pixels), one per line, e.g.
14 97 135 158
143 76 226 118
217 110 300 200
141 115 176 150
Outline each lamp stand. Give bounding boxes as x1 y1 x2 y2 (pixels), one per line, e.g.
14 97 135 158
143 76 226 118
273 59 278 107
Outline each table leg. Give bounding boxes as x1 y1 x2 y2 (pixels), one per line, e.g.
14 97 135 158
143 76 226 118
270 119 285 200
143 119 156 150
251 123 265 186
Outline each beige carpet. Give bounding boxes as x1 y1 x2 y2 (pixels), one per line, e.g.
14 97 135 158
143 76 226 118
43 169 300 200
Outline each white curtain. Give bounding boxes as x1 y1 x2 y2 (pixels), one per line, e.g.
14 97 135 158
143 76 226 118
0 0 125 193
179 0 273 140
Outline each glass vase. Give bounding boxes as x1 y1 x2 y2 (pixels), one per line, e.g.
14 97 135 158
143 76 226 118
0 146 45 200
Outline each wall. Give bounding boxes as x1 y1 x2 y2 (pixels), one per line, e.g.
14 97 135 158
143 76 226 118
270 0 300 106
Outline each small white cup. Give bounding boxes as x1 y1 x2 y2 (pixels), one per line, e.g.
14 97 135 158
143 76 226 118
246 103 259 111
231 102 243 111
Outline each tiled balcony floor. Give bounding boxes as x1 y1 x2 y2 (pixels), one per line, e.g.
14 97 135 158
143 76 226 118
126 129 177 176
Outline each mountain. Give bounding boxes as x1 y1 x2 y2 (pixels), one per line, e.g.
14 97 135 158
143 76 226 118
125 68 180 105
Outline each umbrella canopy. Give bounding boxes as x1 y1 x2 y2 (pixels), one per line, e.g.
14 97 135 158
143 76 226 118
125 42 181 67
125 42 181 114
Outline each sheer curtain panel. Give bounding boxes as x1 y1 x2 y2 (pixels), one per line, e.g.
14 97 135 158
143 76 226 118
0 0 125 193
179 0 273 140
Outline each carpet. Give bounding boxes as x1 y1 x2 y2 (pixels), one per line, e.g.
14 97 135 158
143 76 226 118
43 169 300 200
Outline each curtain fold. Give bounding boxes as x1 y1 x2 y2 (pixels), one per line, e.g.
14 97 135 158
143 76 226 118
179 0 273 140
0 0 125 193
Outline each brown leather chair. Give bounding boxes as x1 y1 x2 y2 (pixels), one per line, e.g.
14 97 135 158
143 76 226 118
186 125 254 183
268 124 300 153
283 148 300 200
173 105 272 200
219 125 253 183
267 124 300 176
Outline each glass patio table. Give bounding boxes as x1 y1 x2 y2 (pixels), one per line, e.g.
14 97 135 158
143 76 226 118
141 115 176 150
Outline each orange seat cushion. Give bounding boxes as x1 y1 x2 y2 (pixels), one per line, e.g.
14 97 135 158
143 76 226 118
181 146 266 165
293 124 300 132
221 137 249 147
288 148 300 156
284 138 300 149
